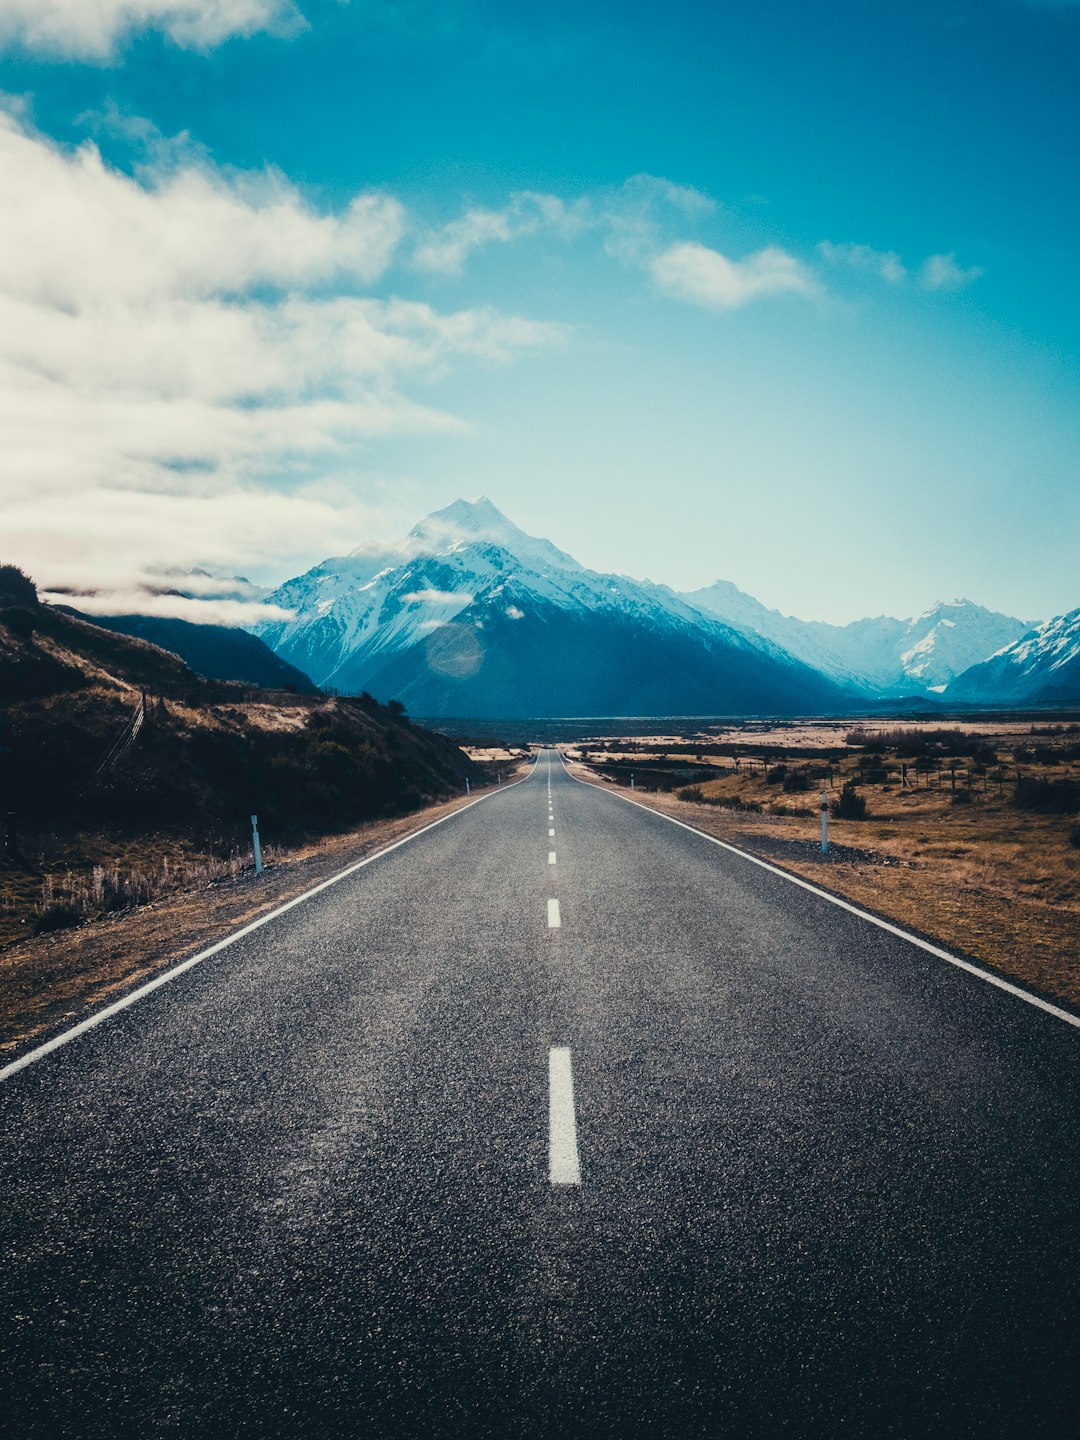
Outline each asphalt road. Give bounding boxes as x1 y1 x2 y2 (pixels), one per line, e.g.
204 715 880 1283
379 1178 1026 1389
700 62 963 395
2 750 1079 1439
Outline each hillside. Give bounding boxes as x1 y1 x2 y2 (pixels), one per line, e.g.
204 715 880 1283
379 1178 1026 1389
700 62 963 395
82 611 318 692
0 572 488 947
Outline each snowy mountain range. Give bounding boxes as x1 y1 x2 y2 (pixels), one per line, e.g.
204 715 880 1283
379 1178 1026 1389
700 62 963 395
255 498 852 717
944 609 1080 705
683 581 1033 695
253 497 1074 715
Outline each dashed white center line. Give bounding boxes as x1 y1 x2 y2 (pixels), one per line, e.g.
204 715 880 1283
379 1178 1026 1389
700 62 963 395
548 851 557 865
547 897 561 927
548 1047 581 1185
548 827 555 837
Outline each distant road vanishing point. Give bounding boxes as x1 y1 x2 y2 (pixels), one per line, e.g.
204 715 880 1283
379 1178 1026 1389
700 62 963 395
2 752 1079 1438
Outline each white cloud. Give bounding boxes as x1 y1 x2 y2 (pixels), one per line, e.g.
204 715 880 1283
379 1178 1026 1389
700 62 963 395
43 590 295 626
919 252 984 291
650 241 819 311
401 589 475 606
414 191 587 275
818 240 908 284
414 173 712 277
0 113 565 616
0 0 305 60
819 239 983 293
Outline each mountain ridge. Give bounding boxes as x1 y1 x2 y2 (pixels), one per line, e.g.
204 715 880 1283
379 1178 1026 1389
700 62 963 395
255 499 854 717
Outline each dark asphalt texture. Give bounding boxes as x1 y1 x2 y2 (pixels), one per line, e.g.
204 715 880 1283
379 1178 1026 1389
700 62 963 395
2 751 1079 1439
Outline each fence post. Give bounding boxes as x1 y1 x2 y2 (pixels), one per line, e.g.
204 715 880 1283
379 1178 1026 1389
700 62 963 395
820 791 829 855
250 814 263 874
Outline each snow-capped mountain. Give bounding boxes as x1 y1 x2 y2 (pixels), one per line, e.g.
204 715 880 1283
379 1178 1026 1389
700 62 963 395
945 609 1080 705
682 581 1034 695
256 498 853 717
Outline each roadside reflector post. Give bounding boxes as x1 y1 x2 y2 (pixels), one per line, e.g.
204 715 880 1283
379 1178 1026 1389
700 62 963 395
820 791 829 855
630 772 635 790
251 814 264 874
466 777 471 796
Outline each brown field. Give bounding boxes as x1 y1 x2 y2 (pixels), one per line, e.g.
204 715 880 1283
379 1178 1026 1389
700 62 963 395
565 724 1080 1012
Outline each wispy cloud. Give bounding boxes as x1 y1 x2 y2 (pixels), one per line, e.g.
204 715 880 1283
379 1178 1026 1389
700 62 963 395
820 238 983 292
0 0 306 60
919 252 985 290
414 191 587 275
415 172 713 276
651 241 819 311
818 240 908 283
0 111 564 614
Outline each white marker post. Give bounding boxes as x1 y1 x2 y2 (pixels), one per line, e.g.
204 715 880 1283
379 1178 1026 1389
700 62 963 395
466 778 471 796
251 814 264 874
820 791 829 855
630 772 635 790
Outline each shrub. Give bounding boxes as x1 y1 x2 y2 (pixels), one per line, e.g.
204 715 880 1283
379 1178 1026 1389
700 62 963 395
679 785 704 803
1070 824 1080 849
782 770 810 792
1 606 36 638
766 764 788 784
831 783 868 820
0 563 38 607
951 789 973 805
1014 776 1080 814
33 902 83 934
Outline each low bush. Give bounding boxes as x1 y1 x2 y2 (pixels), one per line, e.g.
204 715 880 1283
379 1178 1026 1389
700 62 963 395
1014 776 1080 815
1070 824 1080 849
831 783 868 820
33 902 82 934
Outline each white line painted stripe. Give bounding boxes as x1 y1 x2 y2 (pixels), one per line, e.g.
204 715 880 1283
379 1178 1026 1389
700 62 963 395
548 898 561 928
0 768 538 1086
556 751 1080 1032
548 827 555 837
549 851 557 865
548 1047 581 1185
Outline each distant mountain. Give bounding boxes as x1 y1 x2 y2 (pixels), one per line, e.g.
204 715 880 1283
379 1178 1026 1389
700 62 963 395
87 614 318 692
683 581 1034 695
946 609 1080 705
256 498 853 718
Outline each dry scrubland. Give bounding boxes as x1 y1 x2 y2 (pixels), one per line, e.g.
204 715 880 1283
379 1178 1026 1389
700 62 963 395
566 719 1080 1012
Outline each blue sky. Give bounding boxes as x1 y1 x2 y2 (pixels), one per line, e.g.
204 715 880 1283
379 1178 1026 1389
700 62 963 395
0 0 1077 624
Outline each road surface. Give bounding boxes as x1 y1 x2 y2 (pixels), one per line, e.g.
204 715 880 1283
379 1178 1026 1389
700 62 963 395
2 750 1079 1438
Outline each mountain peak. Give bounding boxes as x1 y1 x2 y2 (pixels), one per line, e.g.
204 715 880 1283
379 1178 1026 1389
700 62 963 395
405 496 584 574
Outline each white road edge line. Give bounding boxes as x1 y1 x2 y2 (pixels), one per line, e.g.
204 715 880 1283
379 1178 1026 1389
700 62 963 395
0 760 542 1085
556 749 1080 1033
548 898 561 928
548 1046 581 1185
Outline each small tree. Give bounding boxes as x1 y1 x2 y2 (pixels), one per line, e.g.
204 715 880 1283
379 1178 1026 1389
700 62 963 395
0 564 38 607
831 783 868 820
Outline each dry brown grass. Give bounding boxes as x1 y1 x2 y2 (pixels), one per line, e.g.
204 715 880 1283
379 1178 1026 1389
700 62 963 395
564 744 1080 1013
